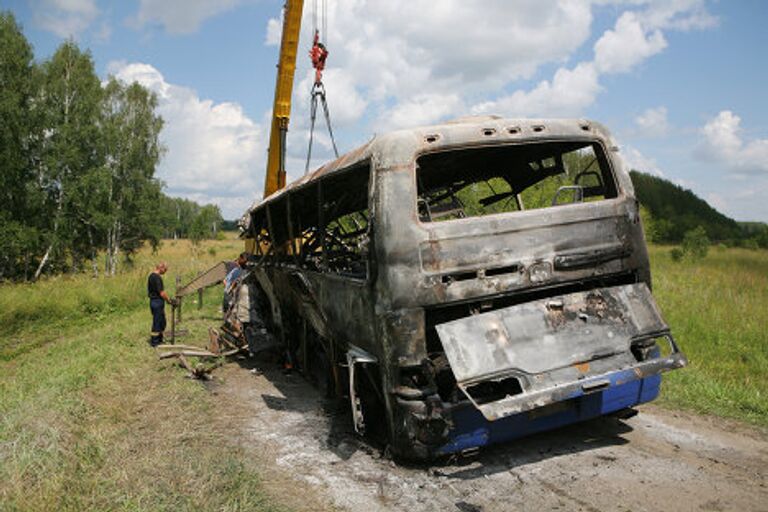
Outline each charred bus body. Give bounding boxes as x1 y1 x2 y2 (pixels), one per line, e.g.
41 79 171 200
240 116 687 460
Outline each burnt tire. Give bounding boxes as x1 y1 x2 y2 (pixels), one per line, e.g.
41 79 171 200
356 364 388 444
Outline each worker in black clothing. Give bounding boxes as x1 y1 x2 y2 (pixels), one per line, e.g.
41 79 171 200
147 262 173 347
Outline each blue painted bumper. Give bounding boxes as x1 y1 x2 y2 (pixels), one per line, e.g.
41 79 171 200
438 373 662 455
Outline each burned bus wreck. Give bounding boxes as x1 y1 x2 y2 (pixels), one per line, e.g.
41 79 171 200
240 116 687 460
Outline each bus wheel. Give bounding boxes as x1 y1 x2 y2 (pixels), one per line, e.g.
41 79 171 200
312 343 334 399
355 364 388 445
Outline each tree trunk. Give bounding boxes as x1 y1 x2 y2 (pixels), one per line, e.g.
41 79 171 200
107 219 121 276
87 227 98 277
33 244 52 281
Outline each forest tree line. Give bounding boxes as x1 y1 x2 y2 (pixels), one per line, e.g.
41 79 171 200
1 12 225 282
630 171 768 248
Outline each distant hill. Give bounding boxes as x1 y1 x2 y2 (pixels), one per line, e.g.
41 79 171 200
629 171 744 243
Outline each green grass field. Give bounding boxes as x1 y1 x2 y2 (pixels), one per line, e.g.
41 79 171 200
0 239 766 510
649 245 768 425
0 237 287 511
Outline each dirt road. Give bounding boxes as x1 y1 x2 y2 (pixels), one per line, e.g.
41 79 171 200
211 361 768 512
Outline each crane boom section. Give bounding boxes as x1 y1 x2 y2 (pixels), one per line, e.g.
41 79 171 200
264 0 304 198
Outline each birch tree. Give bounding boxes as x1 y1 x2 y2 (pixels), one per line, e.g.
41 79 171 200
101 78 164 274
34 41 102 279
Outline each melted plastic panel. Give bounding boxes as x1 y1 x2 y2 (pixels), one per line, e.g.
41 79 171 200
434 283 666 383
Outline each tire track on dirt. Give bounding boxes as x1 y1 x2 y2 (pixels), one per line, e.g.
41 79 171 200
213 362 768 512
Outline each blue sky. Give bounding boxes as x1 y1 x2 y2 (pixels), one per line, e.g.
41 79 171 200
4 0 768 222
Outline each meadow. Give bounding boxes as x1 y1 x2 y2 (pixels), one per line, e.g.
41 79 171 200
0 238 766 510
649 245 768 425
0 237 287 511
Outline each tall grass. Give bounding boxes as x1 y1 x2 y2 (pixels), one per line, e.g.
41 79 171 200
0 238 766 511
650 246 768 426
0 235 287 511
0 237 242 359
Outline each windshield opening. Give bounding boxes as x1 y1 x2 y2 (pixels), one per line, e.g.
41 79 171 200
416 141 618 223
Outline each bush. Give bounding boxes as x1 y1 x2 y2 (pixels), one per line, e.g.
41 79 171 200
743 238 760 250
670 247 684 262
682 226 710 260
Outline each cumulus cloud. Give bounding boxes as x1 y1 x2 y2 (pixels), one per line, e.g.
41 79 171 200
108 61 266 218
593 12 667 74
378 93 464 132
633 0 719 31
279 0 597 132
103 1 719 219
697 110 768 174
621 144 664 176
261 0 717 139
265 15 282 46
468 0 702 121
132 0 243 34
30 0 99 38
472 63 601 118
635 106 669 136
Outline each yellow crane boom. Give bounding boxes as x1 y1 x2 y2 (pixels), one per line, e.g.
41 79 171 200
263 0 305 198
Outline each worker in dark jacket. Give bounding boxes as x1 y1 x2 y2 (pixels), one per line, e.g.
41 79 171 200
147 262 174 347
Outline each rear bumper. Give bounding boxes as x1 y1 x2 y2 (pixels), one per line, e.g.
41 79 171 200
465 350 687 421
438 373 664 455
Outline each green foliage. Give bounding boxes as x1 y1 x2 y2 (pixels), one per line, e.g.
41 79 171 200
0 12 224 281
0 12 41 279
670 247 684 262
739 222 768 249
188 204 224 246
742 238 760 250
681 226 710 260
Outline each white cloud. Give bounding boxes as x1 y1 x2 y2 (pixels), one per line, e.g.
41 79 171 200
295 68 368 126
621 144 664 176
30 0 98 38
697 110 768 174
633 0 718 31
279 0 597 131
265 15 282 46
100 1 719 219
108 62 267 218
378 93 464 132
593 12 666 74
252 0 718 147
466 1 705 122
635 106 669 135
133 0 243 34
473 63 601 118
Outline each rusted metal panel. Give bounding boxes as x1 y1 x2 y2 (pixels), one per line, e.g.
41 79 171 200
435 283 686 421
176 261 230 297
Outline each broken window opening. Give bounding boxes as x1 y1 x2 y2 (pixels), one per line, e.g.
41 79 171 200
321 162 371 279
416 141 617 223
250 161 372 279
